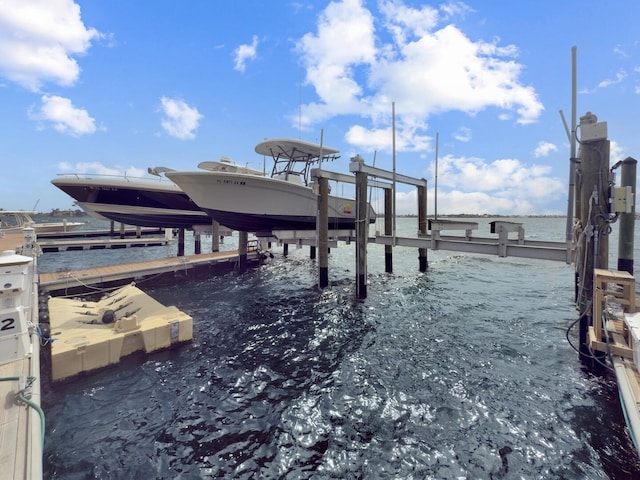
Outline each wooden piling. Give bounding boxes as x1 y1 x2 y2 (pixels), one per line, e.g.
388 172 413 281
194 231 201 255
355 169 368 299
177 228 185 256
318 176 329 288
384 188 393 273
239 231 248 272
211 221 220 252
618 157 637 274
417 184 428 272
119 222 125 239
576 112 610 359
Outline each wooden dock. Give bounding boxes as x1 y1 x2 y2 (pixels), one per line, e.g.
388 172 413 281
39 250 261 295
587 269 640 448
35 227 164 240
0 230 42 480
38 236 169 252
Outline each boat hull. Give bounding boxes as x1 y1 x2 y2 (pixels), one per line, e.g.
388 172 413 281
166 171 375 233
52 177 208 229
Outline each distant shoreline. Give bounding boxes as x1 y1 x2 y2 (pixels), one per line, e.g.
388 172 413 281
28 210 568 219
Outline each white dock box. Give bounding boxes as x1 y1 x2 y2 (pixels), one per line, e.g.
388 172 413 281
0 250 34 365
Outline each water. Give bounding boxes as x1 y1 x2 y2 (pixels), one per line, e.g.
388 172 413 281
39 217 640 478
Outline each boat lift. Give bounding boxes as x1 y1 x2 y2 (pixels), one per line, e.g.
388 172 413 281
310 155 572 299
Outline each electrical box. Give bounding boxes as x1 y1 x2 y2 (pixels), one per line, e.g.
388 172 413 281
580 121 608 142
611 186 634 214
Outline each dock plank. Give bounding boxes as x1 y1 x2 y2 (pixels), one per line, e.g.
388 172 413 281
38 236 169 252
0 346 31 480
39 250 252 293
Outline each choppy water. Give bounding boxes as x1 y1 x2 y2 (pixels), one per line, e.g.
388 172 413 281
39 217 640 478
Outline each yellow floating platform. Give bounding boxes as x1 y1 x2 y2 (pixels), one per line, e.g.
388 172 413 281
47 283 192 381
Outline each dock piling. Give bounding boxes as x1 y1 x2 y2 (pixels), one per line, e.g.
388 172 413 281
384 188 393 273
318 176 329 288
239 231 248 272
574 112 610 360
194 231 201 255
355 168 368 299
177 228 185 257
617 157 637 274
417 184 428 272
211 221 220 252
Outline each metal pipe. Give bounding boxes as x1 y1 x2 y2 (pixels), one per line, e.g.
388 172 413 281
565 46 577 243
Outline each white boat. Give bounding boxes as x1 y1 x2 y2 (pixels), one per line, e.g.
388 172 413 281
165 138 376 235
0 210 85 234
51 158 263 230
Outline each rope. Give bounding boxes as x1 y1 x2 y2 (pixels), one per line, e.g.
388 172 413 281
0 376 45 449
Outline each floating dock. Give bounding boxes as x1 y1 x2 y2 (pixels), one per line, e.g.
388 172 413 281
47 283 193 382
39 249 261 296
35 226 164 240
37 236 169 252
0 230 43 480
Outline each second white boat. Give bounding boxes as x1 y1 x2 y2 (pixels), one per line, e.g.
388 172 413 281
166 138 376 235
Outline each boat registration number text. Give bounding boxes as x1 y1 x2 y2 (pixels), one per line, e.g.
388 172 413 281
216 179 246 185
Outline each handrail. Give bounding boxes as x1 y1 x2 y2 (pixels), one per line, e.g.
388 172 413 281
54 172 172 183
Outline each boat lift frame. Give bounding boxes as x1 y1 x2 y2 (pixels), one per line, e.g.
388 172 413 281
311 156 572 299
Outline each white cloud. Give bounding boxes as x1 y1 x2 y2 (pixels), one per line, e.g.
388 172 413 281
435 154 563 211
453 127 472 142
598 70 627 88
28 95 96 136
294 0 543 151
159 97 203 140
534 141 558 157
384 151 566 215
234 35 259 72
609 140 626 163
0 0 101 91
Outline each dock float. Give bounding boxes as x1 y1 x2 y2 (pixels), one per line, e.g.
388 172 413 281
47 283 192 382
39 250 261 295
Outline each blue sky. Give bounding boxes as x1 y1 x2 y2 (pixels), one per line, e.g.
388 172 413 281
1 0 639 215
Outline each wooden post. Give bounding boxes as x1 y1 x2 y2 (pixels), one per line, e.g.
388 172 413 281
318 176 329 288
211 221 220 252
355 170 368 299
576 112 610 359
119 222 125 239
417 184 428 272
310 246 316 260
618 157 637 274
110 220 115 235
283 243 289 256
177 228 185 257
136 226 141 238
238 231 248 272
384 188 393 273
194 231 201 255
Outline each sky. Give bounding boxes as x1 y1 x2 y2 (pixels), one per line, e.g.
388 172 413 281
1 0 639 216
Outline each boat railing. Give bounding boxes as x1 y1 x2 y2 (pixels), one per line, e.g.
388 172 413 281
54 172 174 184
